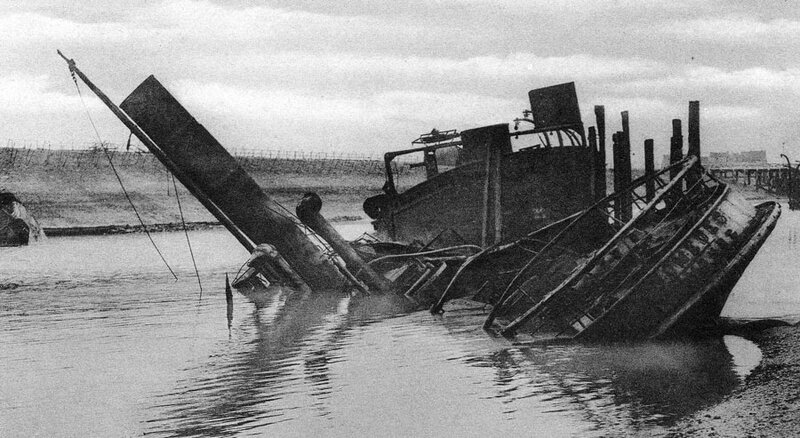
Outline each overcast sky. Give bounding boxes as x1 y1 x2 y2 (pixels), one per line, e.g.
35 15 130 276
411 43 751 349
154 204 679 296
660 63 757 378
1 1 799 165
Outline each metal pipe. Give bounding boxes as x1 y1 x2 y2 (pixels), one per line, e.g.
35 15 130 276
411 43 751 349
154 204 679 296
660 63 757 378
297 192 390 293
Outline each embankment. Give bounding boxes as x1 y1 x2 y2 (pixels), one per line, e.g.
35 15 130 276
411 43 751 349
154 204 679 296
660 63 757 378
0 148 424 231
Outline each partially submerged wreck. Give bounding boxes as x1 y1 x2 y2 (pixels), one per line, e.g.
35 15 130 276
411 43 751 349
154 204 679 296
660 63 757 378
0 191 44 246
60 52 780 341
433 157 780 339
364 83 600 247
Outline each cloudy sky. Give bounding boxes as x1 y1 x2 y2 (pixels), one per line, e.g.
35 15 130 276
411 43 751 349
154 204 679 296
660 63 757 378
1 1 798 165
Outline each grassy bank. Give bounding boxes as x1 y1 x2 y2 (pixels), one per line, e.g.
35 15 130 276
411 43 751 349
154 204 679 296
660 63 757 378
0 148 425 230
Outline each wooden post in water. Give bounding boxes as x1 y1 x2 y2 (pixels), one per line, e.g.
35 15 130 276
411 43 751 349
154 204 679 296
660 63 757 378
225 274 233 331
688 101 700 161
670 119 684 180
612 132 622 222
588 126 599 201
619 112 632 222
644 139 655 201
687 101 701 186
594 105 607 199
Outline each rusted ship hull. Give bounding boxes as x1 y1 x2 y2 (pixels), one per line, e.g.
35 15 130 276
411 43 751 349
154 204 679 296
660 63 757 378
370 143 595 247
575 194 780 340
438 157 781 341
365 83 600 248
645 200 781 338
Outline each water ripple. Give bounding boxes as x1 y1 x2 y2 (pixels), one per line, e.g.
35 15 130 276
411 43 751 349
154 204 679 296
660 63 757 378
5 220 800 437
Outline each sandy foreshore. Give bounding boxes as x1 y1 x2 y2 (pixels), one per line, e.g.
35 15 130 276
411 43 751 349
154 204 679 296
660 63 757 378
669 325 800 437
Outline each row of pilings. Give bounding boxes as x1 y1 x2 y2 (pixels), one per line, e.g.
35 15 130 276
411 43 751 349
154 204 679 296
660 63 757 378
588 101 702 221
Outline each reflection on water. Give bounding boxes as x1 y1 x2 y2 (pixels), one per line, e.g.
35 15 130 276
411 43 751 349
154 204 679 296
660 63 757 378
2 204 800 437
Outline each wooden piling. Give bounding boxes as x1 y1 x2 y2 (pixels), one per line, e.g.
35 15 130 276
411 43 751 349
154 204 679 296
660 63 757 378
687 101 701 186
688 101 700 161
644 139 655 201
612 131 631 222
594 105 607 199
612 132 620 194
619 112 632 222
588 126 599 200
670 119 683 180
225 274 233 330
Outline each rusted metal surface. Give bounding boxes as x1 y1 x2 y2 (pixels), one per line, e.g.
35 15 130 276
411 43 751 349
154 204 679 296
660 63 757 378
528 82 583 131
471 124 508 247
365 84 596 248
497 158 702 337
232 244 313 294
371 143 594 247
435 154 781 341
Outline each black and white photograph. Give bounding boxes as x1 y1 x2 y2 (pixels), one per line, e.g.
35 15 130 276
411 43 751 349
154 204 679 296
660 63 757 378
2 1 799 436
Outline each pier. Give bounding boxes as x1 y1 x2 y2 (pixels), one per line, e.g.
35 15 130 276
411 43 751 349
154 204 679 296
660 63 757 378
661 150 798 195
708 163 796 195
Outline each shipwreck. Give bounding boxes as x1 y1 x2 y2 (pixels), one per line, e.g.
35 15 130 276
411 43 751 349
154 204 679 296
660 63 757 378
0 191 44 246
60 51 780 341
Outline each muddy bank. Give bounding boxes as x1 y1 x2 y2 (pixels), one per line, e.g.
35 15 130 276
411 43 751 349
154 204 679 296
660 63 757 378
42 221 222 236
670 325 800 437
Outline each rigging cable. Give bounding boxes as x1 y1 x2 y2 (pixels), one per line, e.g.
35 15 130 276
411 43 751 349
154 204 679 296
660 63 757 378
172 173 204 299
68 71 178 281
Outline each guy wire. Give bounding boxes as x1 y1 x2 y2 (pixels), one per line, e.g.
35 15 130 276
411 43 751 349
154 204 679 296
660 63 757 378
69 73 178 280
172 173 204 299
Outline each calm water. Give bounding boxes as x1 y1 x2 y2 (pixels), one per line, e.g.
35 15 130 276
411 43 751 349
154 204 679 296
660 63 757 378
2 208 799 437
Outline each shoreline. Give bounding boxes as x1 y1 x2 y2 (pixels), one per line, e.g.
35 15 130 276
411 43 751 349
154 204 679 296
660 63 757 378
41 214 367 237
41 221 223 237
670 324 800 436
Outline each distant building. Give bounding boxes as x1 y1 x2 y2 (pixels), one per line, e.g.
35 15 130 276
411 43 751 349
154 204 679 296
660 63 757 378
706 151 767 167
661 150 767 168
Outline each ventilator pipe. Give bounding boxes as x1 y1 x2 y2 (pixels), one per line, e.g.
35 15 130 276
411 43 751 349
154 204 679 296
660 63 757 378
297 193 391 293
